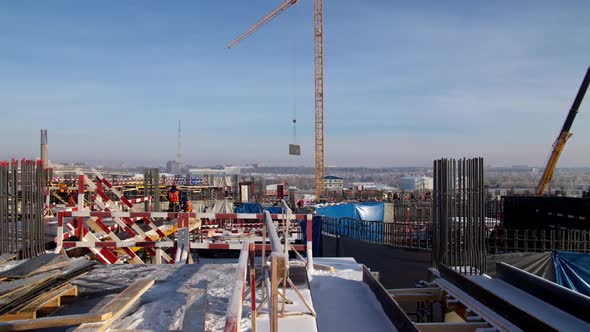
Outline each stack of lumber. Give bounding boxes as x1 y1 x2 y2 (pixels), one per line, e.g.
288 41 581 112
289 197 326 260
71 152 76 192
0 254 156 331
0 277 154 332
0 254 95 320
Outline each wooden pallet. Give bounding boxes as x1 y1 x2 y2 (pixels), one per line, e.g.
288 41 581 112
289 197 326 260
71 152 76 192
0 283 78 321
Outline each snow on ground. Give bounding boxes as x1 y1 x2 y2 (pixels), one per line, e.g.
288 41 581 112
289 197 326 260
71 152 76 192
47 256 397 331
310 257 398 332
65 262 237 331
255 287 318 332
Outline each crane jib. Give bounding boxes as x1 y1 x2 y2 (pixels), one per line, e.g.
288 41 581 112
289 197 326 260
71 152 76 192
561 66 590 134
536 66 590 196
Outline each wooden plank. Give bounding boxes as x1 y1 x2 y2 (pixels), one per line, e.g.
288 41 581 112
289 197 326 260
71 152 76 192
0 261 92 316
16 283 75 313
63 284 79 297
58 259 96 279
0 312 112 331
0 312 35 322
74 278 155 332
0 254 67 278
32 259 74 275
415 322 490 332
0 255 17 265
0 271 59 300
181 281 207 332
0 278 60 316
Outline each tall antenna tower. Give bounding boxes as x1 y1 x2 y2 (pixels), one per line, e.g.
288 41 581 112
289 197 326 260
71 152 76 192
176 120 183 168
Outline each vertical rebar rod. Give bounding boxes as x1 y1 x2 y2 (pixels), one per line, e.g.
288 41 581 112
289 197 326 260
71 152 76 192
432 157 485 275
0 159 48 258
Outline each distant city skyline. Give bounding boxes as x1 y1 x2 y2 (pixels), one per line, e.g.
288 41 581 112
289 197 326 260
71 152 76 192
1 1 589 167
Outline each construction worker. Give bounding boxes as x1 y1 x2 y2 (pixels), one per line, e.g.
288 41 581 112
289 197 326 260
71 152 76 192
181 196 193 212
168 183 180 212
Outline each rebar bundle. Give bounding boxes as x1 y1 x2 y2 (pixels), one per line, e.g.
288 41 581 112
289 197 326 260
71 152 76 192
0 159 48 258
432 158 486 275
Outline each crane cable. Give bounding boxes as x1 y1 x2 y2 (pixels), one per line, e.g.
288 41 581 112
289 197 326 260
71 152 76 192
292 24 297 145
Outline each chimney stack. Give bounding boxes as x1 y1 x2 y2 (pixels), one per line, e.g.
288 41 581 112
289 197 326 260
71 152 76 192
40 129 48 168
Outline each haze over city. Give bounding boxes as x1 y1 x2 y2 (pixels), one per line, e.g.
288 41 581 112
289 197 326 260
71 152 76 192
1 0 589 167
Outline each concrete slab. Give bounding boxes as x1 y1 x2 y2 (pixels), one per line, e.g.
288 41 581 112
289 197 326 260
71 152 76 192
311 257 398 332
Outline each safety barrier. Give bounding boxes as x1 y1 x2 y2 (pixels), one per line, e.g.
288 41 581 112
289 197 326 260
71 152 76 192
322 217 433 250
487 227 590 253
51 168 314 264
56 210 314 264
322 217 590 254
224 211 315 332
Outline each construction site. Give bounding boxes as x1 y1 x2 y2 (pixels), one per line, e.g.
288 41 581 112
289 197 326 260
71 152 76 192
2 1 590 332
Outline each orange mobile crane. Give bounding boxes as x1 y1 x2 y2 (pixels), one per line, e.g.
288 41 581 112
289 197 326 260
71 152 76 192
536 66 590 196
228 0 326 200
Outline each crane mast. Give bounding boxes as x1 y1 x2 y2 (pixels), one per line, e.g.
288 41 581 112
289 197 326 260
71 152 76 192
314 0 325 199
535 66 590 196
228 0 326 200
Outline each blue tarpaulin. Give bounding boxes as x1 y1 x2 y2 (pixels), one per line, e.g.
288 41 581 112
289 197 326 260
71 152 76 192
235 203 263 214
553 250 590 297
265 206 283 214
235 204 284 214
315 202 384 221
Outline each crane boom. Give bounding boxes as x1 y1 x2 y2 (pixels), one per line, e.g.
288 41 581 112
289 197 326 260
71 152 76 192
227 0 298 49
536 66 590 196
228 0 326 200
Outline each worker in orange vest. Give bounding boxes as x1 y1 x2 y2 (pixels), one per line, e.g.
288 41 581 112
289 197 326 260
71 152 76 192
168 183 180 212
181 196 193 212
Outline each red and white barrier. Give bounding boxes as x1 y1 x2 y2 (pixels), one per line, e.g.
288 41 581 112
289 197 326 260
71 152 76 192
53 168 315 265
55 210 313 265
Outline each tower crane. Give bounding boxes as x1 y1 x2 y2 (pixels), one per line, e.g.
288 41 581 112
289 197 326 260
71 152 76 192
536 66 590 196
228 0 326 200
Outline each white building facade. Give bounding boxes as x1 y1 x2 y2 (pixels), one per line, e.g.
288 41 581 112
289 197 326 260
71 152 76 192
399 176 433 191
324 175 344 190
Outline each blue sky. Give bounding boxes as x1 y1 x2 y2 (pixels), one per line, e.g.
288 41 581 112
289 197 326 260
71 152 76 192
0 0 589 167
